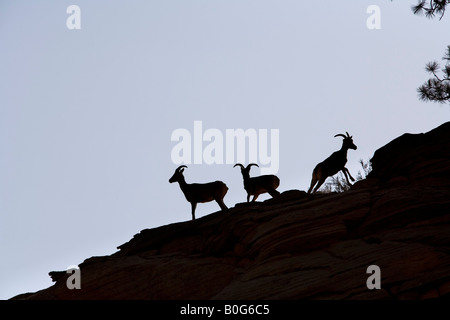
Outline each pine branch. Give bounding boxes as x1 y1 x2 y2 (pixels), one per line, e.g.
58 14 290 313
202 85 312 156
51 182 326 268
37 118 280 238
418 46 450 104
411 0 449 20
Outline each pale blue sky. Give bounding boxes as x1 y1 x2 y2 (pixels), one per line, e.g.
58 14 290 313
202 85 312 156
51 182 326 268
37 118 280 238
1 0 450 299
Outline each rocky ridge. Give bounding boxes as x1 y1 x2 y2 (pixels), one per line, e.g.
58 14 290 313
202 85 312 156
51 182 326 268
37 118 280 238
13 122 450 300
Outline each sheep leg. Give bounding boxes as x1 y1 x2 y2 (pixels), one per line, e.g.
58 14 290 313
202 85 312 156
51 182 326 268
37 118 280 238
341 169 351 185
191 202 197 220
346 167 355 181
313 177 327 193
268 189 280 198
342 167 355 183
216 198 228 211
251 194 259 202
308 172 319 193
307 182 316 194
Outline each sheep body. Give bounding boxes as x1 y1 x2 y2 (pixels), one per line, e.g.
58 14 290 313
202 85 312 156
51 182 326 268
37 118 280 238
169 165 228 220
178 181 228 204
308 132 357 193
234 163 280 202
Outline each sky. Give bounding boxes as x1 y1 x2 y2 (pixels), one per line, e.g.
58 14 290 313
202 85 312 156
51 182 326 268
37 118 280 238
1 0 450 299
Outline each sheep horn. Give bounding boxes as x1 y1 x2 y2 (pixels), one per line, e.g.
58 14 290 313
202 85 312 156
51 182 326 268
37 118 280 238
247 163 259 170
176 165 188 172
233 163 245 169
334 134 347 139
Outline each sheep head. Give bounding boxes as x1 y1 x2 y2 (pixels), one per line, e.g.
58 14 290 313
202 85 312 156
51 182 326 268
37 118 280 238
234 163 259 176
169 165 187 183
335 132 357 150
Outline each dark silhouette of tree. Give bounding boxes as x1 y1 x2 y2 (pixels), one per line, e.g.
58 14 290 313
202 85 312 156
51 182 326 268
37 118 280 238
411 0 449 20
322 159 372 193
417 46 450 104
410 1 450 104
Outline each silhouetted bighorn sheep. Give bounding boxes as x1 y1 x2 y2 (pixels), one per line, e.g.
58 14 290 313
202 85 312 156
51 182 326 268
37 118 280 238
234 163 280 202
308 132 357 194
169 165 228 220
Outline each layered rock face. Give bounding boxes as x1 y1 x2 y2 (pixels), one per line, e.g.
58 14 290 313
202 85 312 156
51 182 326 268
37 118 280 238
13 122 450 300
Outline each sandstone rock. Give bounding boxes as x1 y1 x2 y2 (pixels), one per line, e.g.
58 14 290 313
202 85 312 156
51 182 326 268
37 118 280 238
12 121 450 300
